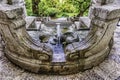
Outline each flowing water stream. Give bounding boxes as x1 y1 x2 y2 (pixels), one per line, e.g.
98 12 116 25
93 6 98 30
51 23 66 62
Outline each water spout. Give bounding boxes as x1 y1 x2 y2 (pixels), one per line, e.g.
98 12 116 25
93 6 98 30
56 23 61 45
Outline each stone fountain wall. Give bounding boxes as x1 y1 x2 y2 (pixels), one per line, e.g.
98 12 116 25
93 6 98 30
0 4 53 73
0 0 27 17
65 0 120 72
0 0 120 74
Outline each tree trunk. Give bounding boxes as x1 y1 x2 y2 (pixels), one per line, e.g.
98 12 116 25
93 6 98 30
32 0 40 16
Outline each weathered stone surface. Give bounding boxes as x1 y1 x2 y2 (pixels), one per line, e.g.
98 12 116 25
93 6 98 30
0 5 23 19
105 0 114 4
91 0 114 6
90 5 120 20
0 4 53 73
25 16 36 29
61 32 79 45
79 17 91 28
0 21 119 79
0 0 7 4
2 25 120 79
64 0 120 74
0 0 120 75
96 0 114 5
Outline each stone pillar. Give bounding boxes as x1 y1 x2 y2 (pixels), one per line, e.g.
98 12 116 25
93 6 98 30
12 0 27 18
88 0 115 18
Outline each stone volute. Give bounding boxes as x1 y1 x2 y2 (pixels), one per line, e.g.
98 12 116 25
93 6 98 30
0 0 120 74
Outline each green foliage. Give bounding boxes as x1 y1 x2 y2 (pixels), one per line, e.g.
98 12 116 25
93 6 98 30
25 0 33 16
25 0 91 17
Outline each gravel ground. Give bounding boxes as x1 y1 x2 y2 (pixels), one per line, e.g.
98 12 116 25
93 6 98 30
0 26 120 80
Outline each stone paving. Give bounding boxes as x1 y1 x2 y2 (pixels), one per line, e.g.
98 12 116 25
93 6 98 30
0 26 120 80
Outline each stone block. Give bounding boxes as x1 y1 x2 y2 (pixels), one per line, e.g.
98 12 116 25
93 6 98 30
96 0 106 5
91 18 119 28
90 5 120 20
0 5 23 19
79 17 91 28
94 0 114 5
105 0 114 4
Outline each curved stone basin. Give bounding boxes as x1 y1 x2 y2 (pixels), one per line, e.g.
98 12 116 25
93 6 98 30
27 20 89 64
0 2 120 74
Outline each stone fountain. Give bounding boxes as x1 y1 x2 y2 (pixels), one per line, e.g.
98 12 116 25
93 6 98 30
0 0 120 75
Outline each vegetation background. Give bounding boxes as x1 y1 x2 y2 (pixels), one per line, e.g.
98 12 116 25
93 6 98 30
25 0 91 18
